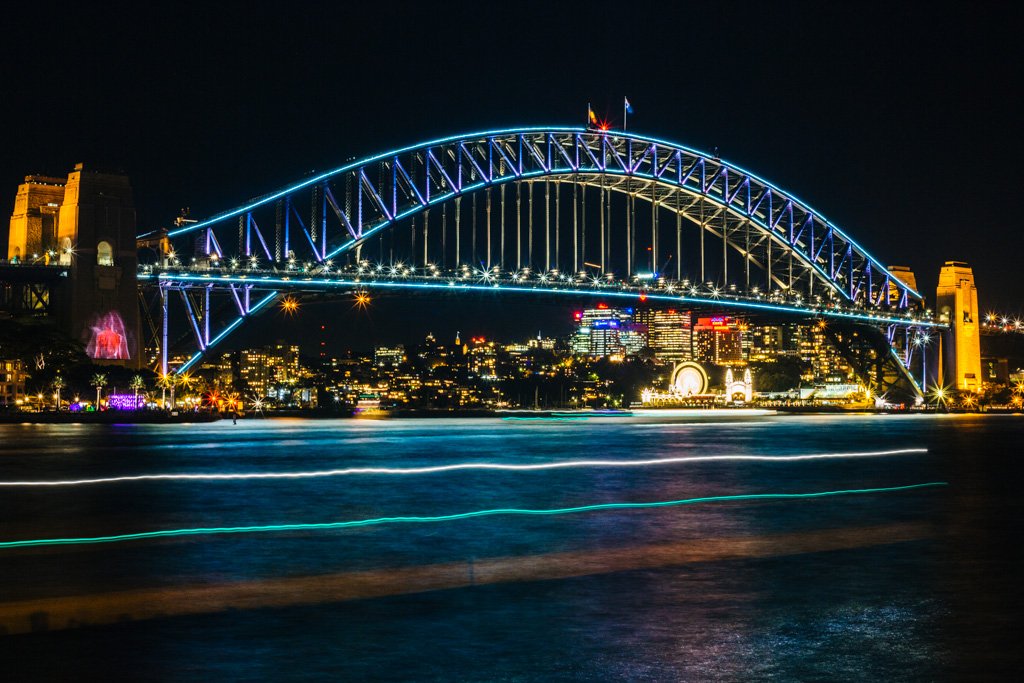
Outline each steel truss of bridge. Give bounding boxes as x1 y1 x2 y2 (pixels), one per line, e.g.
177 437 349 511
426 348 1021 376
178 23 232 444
136 127 945 401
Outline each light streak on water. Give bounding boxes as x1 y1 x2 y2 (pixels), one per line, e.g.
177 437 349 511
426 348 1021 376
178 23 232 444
0 448 928 487
0 482 947 549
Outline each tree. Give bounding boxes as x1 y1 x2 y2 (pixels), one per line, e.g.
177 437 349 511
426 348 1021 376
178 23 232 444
91 373 107 409
158 373 174 408
51 375 66 410
0 320 88 393
129 374 146 401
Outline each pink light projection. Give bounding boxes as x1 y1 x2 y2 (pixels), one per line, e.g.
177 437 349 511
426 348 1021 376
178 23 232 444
86 311 131 360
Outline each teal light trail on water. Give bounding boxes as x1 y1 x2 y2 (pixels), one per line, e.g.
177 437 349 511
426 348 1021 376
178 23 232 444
0 482 947 550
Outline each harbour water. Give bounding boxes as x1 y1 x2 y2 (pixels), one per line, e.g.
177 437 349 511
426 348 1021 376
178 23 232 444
0 413 1020 681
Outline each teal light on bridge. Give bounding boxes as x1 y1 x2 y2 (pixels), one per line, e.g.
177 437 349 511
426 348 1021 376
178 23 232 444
141 272 946 329
0 482 947 549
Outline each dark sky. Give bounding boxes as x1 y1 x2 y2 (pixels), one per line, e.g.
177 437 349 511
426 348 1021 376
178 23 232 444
2 2 1021 349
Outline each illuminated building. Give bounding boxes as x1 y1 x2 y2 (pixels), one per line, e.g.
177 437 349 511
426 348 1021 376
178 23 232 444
527 333 557 351
724 367 754 403
572 305 645 358
936 261 982 392
693 316 746 365
0 359 27 404
240 343 301 396
374 345 406 367
467 337 498 380
633 308 692 363
798 383 865 401
746 324 785 362
793 324 853 381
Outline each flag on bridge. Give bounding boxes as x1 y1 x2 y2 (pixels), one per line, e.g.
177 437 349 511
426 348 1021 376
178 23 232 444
624 97 634 114
588 103 597 126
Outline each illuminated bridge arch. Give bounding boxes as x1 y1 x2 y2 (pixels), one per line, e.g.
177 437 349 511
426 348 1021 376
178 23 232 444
153 127 921 308
139 127 938 399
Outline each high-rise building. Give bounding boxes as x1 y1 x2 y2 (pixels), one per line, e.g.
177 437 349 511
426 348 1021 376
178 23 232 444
467 337 498 380
936 261 982 392
572 305 645 358
693 316 747 365
793 323 853 381
240 343 301 396
633 308 692 363
746 324 785 362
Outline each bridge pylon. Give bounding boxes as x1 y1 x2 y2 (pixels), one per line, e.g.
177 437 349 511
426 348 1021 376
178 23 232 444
5 165 141 368
936 261 982 393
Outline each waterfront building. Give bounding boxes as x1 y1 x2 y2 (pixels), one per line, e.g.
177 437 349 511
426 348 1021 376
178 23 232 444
571 305 646 359
794 323 854 381
693 316 746 365
0 358 27 405
633 308 692 363
240 343 301 396
798 382 866 402
746 324 786 362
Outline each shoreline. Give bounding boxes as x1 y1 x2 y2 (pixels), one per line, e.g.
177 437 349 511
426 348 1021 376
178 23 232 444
2 406 1019 424
0 411 223 424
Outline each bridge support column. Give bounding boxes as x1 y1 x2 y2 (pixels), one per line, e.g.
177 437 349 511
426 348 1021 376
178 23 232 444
936 261 982 393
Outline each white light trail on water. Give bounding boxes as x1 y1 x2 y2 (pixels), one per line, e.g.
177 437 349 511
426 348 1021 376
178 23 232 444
0 448 927 487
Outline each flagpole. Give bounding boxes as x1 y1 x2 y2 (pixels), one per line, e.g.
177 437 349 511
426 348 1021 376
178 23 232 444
623 98 627 131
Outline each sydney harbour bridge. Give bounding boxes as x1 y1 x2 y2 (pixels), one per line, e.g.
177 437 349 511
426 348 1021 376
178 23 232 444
133 127 943 401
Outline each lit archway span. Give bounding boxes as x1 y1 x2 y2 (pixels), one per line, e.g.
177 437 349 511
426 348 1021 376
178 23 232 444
152 127 922 309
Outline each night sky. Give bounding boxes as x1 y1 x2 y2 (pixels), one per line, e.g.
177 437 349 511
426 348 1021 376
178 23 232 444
2 2 1021 350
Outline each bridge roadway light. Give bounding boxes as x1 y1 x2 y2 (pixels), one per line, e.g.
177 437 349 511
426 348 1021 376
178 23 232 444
281 297 299 314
